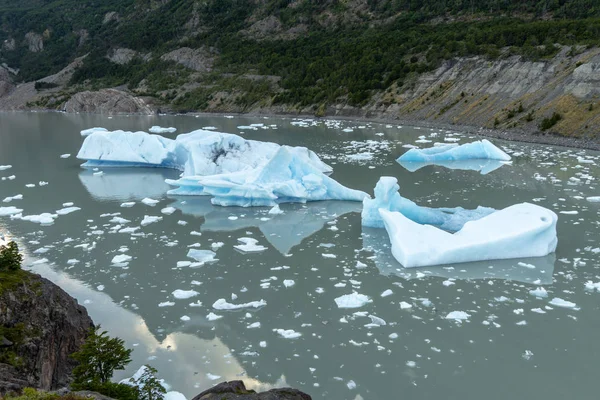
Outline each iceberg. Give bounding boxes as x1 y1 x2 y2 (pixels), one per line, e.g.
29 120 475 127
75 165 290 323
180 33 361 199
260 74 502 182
361 177 494 231
362 226 556 284
77 129 330 176
167 147 368 207
80 127 108 137
77 128 364 205
149 126 176 134
379 202 558 268
398 140 511 163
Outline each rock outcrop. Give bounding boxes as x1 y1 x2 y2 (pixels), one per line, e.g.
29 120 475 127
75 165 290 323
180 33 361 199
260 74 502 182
62 89 154 114
160 47 214 72
0 66 14 97
193 381 311 400
0 271 94 394
24 32 44 52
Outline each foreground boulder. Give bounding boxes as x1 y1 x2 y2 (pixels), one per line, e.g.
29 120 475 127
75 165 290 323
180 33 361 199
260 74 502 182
0 270 93 394
192 380 311 400
62 89 154 114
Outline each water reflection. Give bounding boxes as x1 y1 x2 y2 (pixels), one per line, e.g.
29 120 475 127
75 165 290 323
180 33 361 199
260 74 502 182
398 159 507 175
362 227 555 284
170 197 362 254
78 168 177 201
26 262 285 398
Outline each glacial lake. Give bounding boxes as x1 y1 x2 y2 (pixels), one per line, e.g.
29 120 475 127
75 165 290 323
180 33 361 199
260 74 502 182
1 112 600 400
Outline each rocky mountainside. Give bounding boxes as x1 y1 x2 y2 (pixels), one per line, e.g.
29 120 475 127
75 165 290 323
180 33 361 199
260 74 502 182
0 0 599 141
0 269 93 394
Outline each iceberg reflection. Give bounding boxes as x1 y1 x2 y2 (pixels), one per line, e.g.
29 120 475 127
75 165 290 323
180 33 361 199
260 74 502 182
170 197 362 254
398 159 508 174
78 168 175 201
362 227 555 284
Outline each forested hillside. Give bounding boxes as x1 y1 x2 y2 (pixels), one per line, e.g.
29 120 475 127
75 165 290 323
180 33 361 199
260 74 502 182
1 0 600 138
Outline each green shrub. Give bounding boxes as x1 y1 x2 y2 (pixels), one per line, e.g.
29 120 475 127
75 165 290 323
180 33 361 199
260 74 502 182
34 82 59 90
71 326 132 385
3 387 87 400
539 112 562 130
0 241 23 272
70 382 139 400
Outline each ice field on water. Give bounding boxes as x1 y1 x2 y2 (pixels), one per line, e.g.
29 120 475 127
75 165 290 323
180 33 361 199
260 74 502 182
1 112 600 400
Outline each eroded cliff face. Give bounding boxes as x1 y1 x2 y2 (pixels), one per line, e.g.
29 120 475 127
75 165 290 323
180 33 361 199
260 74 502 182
62 89 154 114
0 271 93 394
366 47 600 138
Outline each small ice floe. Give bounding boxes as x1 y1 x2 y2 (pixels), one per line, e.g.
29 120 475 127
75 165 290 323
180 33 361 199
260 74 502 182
445 311 471 321
0 206 23 216
0 165 12 170
149 126 177 134
121 202 135 208
141 197 159 206
529 287 548 298
586 196 600 203
268 204 284 215
380 289 393 297
60 154 71 159
56 206 81 215
161 207 176 215
206 312 222 321
273 329 302 339
584 281 600 291
111 254 132 265
172 289 199 299
212 298 266 310
549 298 577 309
234 237 267 253
187 249 218 265
283 280 295 288
3 194 23 203
334 293 372 308
141 215 162 226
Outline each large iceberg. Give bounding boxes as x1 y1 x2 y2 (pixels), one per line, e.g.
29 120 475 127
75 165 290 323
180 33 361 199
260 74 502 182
398 140 511 163
361 177 494 231
167 147 368 206
77 129 331 176
362 227 556 284
76 129 365 205
379 203 558 268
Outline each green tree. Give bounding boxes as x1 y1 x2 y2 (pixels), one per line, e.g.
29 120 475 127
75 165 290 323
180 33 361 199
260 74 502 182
71 326 133 385
0 241 23 271
130 365 166 400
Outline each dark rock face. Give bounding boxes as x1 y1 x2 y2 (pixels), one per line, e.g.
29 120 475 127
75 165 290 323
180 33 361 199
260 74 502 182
62 89 154 114
193 380 312 400
0 271 94 394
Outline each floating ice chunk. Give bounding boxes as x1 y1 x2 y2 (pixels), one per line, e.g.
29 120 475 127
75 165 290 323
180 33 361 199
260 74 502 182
0 165 12 170
165 393 186 400
212 298 266 310
172 289 199 299
347 380 357 390
80 127 108 136
186 249 217 265
161 207 176 215
206 312 222 321
529 287 548 298
141 215 162 226
399 158 507 175
141 197 159 206
18 213 57 225
549 297 577 309
206 373 221 381
60 154 71 159
158 301 175 307
400 301 412 309
362 177 494 230
3 194 23 203
283 279 295 288
334 293 372 308
380 289 393 297
379 202 557 268
398 140 511 163
273 329 302 339
268 204 284 215
180 315 190 321
111 254 132 264
0 206 23 216
121 202 135 207
168 147 367 206
149 126 176 134
110 216 130 224
446 311 471 321
587 196 600 203
234 237 267 253
56 206 81 215
584 281 600 291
